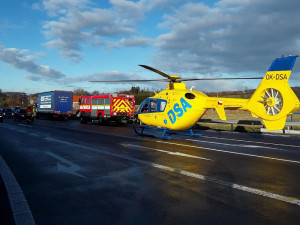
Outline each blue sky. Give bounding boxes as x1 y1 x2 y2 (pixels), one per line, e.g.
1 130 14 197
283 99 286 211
1 0 300 94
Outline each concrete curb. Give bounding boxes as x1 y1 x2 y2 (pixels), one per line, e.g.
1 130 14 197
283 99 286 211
260 128 300 135
0 156 36 225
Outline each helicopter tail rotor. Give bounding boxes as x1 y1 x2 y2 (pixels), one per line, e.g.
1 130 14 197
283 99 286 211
246 55 299 130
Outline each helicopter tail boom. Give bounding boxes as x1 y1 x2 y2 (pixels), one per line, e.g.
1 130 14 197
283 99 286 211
204 97 248 121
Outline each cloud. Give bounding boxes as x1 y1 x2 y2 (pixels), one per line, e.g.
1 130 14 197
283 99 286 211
38 0 182 62
40 0 144 62
106 37 154 48
109 0 144 25
0 44 66 80
37 0 90 17
154 0 300 76
66 70 146 83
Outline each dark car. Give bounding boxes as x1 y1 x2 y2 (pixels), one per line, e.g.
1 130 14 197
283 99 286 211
1 108 13 118
11 106 21 116
14 108 27 121
0 110 3 122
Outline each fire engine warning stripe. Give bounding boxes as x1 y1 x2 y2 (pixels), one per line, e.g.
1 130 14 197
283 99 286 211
45 137 300 207
113 99 131 113
113 99 121 105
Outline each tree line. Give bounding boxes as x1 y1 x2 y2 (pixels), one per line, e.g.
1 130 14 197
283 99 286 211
73 87 155 105
0 87 156 108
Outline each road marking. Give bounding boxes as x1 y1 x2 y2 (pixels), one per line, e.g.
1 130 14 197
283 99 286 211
44 151 86 178
7 122 300 164
36 122 300 150
0 156 36 225
202 136 300 148
122 143 212 161
0 124 28 133
37 123 300 164
155 140 300 164
185 139 287 152
45 137 300 206
263 133 291 137
18 124 32 128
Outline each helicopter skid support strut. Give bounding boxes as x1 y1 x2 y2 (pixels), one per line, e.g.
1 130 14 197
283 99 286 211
133 125 203 140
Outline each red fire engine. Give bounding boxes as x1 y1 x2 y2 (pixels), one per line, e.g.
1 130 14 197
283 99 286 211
79 94 135 124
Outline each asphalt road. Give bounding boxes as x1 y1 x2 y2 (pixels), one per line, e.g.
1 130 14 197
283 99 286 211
0 119 300 225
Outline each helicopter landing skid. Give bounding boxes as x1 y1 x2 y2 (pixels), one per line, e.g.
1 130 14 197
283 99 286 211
133 125 172 139
173 129 203 138
133 125 203 139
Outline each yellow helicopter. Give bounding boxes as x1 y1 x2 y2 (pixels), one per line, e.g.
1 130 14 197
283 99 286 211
90 55 299 137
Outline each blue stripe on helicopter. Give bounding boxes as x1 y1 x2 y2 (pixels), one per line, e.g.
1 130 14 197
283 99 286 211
268 55 298 71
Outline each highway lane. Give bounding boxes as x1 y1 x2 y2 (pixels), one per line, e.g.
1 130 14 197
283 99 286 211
0 119 300 225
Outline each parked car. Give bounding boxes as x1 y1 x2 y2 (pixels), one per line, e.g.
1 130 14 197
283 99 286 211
14 108 27 121
1 108 13 118
14 108 34 124
11 106 21 116
0 110 3 122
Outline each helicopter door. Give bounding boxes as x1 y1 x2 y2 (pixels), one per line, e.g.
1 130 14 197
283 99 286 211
139 99 150 113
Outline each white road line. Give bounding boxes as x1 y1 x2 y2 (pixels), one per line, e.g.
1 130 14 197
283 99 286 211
35 123 300 151
45 137 300 206
0 156 36 225
202 136 300 148
155 140 300 164
37 123 300 150
18 124 32 128
263 133 291 137
185 139 287 152
122 144 212 161
36 123 300 165
0 124 27 133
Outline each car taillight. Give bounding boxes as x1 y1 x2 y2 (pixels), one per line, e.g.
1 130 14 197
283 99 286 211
112 112 117 116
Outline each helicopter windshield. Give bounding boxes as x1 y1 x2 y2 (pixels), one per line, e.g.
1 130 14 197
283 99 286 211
139 99 167 113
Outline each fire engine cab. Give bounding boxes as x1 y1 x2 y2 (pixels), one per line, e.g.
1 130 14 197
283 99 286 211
79 94 135 124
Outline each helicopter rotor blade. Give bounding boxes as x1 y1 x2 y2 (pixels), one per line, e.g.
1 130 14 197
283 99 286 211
179 77 263 81
89 77 263 83
89 79 170 83
139 65 173 80
89 64 263 83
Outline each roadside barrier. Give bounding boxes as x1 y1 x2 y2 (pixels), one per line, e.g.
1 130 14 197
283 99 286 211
290 112 300 122
198 118 300 134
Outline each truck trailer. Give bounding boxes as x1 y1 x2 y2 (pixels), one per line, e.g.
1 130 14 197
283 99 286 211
37 91 73 119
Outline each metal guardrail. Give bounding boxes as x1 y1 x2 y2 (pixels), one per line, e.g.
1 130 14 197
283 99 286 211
290 112 300 121
198 118 300 131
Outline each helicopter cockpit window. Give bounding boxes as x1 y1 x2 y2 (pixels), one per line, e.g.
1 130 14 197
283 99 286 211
140 100 149 113
139 99 167 113
150 100 157 112
185 93 195 99
142 104 148 112
160 101 167 112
